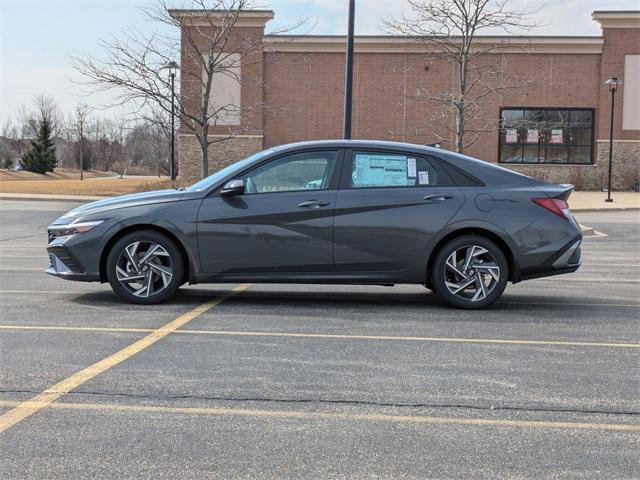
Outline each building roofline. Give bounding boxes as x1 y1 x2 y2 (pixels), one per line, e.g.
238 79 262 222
263 35 604 55
265 34 604 40
168 9 275 15
592 10 640 15
592 10 640 29
169 9 274 27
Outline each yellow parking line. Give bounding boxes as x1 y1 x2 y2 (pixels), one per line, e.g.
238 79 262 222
0 325 151 333
0 324 638 349
0 284 251 434
0 399 636 432
0 290 85 295
539 278 640 284
178 329 640 349
0 268 44 272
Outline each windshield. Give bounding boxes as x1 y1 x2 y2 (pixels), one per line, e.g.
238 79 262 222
186 149 275 192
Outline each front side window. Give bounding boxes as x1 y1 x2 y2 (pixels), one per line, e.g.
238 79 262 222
499 108 594 164
349 151 441 188
241 150 337 194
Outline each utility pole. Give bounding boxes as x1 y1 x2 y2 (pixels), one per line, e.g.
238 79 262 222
343 0 355 139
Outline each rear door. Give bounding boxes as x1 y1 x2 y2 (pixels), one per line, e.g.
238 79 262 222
333 149 463 276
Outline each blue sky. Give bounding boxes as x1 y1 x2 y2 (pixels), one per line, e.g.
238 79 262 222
1 0 638 124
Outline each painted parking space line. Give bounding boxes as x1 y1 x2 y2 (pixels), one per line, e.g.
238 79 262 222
0 284 251 434
539 278 640 284
0 268 46 272
0 399 636 432
0 290 83 295
1 324 638 349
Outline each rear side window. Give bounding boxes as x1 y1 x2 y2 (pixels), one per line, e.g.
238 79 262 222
348 151 444 188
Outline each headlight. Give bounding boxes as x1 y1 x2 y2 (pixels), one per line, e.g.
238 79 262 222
48 220 104 241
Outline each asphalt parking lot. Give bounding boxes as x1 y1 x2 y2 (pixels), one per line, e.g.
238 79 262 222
0 199 638 479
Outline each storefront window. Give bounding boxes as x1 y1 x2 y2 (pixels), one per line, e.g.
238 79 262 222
498 108 594 164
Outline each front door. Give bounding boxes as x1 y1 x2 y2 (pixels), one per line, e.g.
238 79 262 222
333 149 463 277
196 149 340 276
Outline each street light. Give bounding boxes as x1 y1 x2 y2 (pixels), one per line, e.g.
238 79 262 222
162 60 179 181
604 76 622 202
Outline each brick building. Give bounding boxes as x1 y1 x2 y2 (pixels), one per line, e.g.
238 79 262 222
173 9 640 190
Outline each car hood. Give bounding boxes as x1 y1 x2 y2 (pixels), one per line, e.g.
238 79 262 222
53 189 187 224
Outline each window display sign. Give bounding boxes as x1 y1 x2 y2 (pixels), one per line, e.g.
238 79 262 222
550 129 563 144
505 129 518 143
354 154 413 187
526 129 539 144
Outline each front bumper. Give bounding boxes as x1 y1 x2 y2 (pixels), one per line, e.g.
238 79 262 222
45 221 115 282
46 247 100 282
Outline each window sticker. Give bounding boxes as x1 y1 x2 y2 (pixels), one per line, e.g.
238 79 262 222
353 154 413 187
526 129 539 144
407 157 417 178
418 171 430 185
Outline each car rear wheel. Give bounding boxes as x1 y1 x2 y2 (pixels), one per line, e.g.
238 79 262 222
431 235 508 309
106 230 184 304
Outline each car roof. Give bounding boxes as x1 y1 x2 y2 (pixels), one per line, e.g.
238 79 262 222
271 139 442 155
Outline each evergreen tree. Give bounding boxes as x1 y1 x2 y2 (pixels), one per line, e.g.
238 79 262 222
21 118 56 173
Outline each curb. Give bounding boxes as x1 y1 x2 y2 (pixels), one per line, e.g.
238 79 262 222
572 207 640 213
579 224 595 236
0 194 108 202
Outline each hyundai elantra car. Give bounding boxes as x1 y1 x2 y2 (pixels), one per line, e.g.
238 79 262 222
46 140 582 309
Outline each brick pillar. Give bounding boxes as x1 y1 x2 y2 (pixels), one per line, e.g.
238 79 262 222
593 12 640 190
172 10 272 182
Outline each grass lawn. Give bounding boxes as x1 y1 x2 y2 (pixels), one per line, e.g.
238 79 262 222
0 171 175 196
0 168 112 182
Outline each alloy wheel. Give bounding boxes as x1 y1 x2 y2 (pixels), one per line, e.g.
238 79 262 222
443 245 501 302
115 241 173 298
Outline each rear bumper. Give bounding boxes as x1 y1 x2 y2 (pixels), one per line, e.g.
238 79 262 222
518 236 582 281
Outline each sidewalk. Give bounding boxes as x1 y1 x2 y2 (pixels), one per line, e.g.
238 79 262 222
569 191 640 212
1 191 639 212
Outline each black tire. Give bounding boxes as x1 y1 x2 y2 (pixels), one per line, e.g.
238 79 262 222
431 235 508 309
106 230 184 304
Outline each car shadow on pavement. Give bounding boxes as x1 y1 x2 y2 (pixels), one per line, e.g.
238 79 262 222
66 287 621 315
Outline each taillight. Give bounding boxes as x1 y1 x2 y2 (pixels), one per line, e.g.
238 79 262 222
532 197 571 219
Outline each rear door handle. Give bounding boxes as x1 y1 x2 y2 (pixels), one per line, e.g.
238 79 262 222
297 200 331 208
422 193 455 202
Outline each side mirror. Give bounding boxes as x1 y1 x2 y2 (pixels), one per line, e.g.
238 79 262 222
221 179 245 196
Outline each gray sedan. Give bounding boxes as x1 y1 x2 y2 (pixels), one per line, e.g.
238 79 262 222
46 140 582 309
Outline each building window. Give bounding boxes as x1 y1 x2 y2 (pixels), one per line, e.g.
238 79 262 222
498 108 595 164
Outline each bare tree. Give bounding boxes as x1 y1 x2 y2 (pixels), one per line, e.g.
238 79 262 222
74 104 91 180
386 0 538 153
72 0 294 178
110 117 130 178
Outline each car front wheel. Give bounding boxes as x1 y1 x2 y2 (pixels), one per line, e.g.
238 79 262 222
431 235 508 309
106 230 184 304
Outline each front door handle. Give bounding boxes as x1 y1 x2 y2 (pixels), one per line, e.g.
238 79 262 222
422 193 454 203
297 200 331 208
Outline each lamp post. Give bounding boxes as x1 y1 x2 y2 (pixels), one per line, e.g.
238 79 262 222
163 61 179 181
604 76 622 202
343 0 355 139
